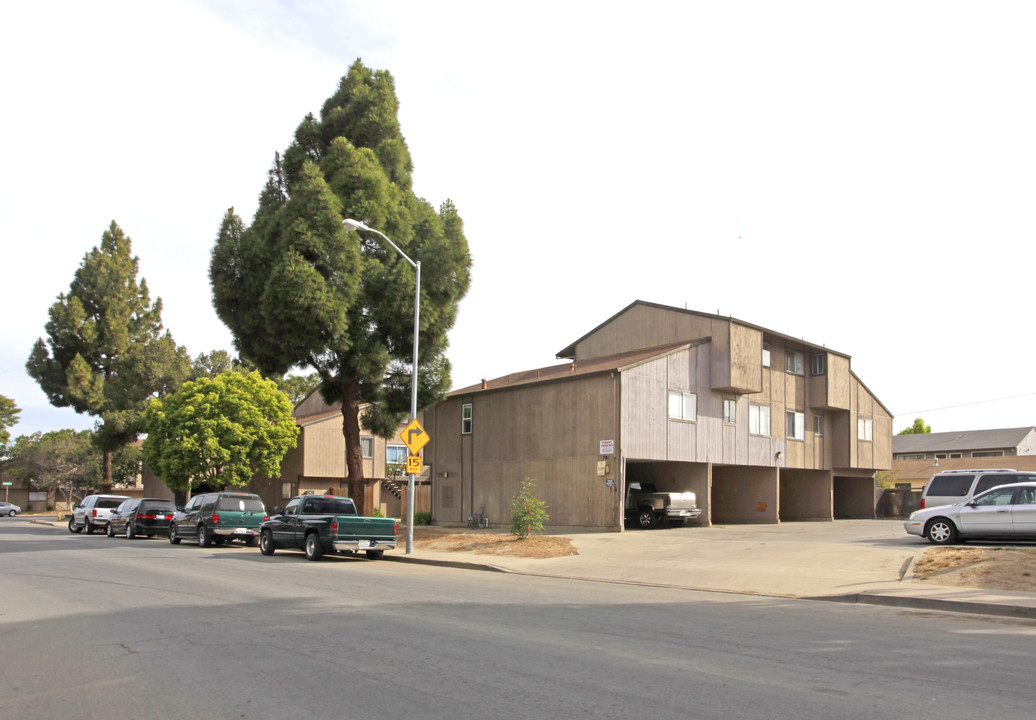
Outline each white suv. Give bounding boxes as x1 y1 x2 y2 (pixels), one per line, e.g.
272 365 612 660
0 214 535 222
919 469 1036 510
68 494 130 534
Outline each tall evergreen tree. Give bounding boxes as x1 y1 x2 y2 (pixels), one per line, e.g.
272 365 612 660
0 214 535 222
26 221 190 487
0 394 20 458
210 60 471 507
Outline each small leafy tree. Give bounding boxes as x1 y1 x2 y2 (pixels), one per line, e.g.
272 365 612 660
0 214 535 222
142 370 299 495
898 418 932 435
0 394 20 458
509 479 549 539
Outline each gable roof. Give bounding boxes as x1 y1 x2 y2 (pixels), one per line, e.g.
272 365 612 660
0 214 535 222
893 427 1036 454
449 339 710 397
556 300 850 360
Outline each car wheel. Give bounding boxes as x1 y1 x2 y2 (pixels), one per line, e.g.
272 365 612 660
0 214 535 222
107 523 115 537
637 508 660 529
169 524 181 544
9 510 16 517
68 516 82 534
925 518 958 545
126 523 135 540
84 519 95 535
365 549 385 561
197 525 211 548
259 530 275 556
245 535 258 548
304 532 324 561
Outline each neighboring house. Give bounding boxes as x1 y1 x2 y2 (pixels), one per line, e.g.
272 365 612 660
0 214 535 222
144 391 427 517
891 427 1036 489
424 301 892 530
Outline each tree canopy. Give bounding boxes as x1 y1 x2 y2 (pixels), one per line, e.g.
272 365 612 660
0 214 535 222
5 428 140 507
142 371 299 493
898 418 932 435
210 60 471 506
0 394 20 457
26 222 190 486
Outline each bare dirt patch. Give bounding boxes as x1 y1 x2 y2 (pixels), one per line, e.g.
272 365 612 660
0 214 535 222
412 529 577 559
912 547 1036 592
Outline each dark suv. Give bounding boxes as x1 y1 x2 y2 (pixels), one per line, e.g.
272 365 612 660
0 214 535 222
107 498 177 539
169 492 267 547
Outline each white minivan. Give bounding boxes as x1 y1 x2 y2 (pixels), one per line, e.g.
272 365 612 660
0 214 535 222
920 469 1036 509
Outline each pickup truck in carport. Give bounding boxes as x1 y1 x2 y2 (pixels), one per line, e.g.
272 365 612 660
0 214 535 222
625 482 702 528
259 494 397 561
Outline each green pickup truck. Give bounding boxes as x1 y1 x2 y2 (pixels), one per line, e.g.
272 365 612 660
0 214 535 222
258 495 397 561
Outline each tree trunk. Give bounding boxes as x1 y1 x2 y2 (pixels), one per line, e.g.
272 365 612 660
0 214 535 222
340 383 366 512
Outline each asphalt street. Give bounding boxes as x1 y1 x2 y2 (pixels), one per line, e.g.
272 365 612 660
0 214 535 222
3 519 1036 720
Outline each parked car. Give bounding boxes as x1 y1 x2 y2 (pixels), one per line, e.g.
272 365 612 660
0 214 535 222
259 494 397 561
107 498 177 539
625 481 701 528
68 494 130 534
0 501 21 517
905 481 1036 544
919 468 1036 510
169 492 266 547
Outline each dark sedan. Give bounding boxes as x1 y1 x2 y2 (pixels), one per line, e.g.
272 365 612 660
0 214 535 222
107 498 177 539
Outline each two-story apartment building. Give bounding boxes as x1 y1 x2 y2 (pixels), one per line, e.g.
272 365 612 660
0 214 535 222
423 301 892 530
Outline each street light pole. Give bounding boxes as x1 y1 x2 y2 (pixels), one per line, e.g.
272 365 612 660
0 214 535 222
342 218 420 555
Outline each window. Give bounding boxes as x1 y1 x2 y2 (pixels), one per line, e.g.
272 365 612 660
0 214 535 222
934 453 947 459
360 436 373 459
386 445 407 465
462 403 473 434
284 498 301 516
29 491 47 503
762 342 771 368
972 487 1017 507
814 414 824 437
281 482 293 500
896 454 925 461
950 453 962 459
723 398 736 424
858 417 873 441
786 411 805 440
811 353 826 375
786 349 804 375
749 404 770 435
668 390 697 421
972 450 1005 458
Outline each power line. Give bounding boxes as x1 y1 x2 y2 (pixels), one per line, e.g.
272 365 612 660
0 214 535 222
896 391 1036 416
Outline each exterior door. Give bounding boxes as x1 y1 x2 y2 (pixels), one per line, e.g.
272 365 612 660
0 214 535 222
1011 486 1036 536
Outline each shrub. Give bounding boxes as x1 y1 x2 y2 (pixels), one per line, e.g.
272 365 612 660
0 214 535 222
414 511 432 526
509 479 549 539
370 508 385 517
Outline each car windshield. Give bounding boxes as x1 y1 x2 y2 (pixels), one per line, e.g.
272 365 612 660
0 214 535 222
142 501 175 512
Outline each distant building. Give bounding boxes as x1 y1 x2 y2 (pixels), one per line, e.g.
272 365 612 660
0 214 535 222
891 427 1036 489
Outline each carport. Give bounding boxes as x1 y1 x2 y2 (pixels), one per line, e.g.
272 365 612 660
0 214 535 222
779 469 832 520
711 465 778 524
833 474 877 518
625 460 710 526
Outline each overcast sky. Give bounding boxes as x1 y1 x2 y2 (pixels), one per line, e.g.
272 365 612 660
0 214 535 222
3 0 1035 441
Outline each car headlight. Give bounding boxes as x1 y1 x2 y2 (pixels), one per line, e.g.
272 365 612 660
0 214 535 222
908 511 917 520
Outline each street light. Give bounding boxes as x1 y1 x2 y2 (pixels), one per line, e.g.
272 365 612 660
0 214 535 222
342 218 420 555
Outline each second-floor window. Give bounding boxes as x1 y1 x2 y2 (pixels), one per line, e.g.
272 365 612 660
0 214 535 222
723 398 736 424
386 444 407 465
762 341 771 368
786 411 805 440
361 436 373 459
814 414 824 437
668 390 697 421
858 418 873 441
462 403 472 434
749 404 770 435
811 353 826 375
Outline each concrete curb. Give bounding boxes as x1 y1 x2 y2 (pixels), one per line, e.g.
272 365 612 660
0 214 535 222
810 592 1036 619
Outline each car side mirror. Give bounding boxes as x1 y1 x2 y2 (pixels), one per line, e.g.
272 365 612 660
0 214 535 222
273 506 283 515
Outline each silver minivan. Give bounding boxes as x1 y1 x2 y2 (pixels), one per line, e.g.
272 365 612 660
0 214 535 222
920 469 1036 509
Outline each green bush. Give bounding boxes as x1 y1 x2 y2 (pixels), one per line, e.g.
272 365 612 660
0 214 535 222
414 511 432 526
370 508 385 518
509 479 549 539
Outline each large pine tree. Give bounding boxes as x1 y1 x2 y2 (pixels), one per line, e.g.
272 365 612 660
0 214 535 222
27 221 190 487
210 60 471 508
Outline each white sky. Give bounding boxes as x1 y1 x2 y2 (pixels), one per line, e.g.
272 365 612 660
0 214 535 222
3 0 1035 441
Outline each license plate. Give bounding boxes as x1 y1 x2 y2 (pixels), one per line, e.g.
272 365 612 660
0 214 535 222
358 540 373 549
234 528 248 534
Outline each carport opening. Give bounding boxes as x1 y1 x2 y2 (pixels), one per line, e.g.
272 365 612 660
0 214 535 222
625 460 709 528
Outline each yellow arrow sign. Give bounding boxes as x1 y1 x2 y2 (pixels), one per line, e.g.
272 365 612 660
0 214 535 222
400 418 430 455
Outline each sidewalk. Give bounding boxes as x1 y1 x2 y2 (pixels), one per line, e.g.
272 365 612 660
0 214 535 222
390 520 1036 619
